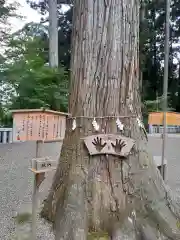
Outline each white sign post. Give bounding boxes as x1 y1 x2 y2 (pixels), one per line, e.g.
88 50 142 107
29 157 57 240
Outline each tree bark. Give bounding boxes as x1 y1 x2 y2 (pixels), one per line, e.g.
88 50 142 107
49 0 58 67
42 0 180 239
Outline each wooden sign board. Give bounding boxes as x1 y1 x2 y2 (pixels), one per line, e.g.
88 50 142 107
30 157 57 173
83 134 135 157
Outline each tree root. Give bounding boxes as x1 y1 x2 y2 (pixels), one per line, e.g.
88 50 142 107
54 176 87 240
130 152 180 240
111 218 136 240
135 223 163 240
52 163 180 240
43 142 180 240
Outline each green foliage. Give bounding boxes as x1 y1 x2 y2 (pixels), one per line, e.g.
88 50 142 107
87 231 109 240
142 94 175 129
0 107 12 127
14 212 32 225
0 1 20 43
28 1 72 69
0 1 19 126
1 23 69 119
140 0 180 113
0 0 17 18
7 65 69 112
29 1 180 115
1 0 180 129
144 94 174 113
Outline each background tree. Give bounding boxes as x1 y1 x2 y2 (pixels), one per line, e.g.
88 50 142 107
140 0 180 110
0 0 19 126
0 22 69 126
0 0 178 128
41 1 180 239
0 0 19 42
3 23 68 111
29 0 180 114
0 1 71 126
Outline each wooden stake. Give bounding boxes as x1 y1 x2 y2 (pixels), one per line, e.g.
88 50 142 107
31 172 45 240
31 173 39 240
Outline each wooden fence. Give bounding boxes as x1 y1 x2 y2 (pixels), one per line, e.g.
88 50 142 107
149 125 180 134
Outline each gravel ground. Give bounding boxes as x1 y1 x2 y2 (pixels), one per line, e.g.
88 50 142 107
148 135 180 193
1 136 180 239
0 142 56 240
0 142 34 240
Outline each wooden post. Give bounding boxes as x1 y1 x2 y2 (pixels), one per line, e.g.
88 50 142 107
31 174 39 240
31 172 45 240
30 156 57 239
2 131 7 143
161 0 170 180
9 130 12 143
31 142 39 240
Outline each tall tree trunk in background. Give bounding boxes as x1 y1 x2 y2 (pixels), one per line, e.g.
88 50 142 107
48 0 58 67
42 1 180 239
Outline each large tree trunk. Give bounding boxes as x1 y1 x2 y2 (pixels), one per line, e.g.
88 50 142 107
42 0 180 239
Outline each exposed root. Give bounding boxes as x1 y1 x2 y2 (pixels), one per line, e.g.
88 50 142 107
54 175 87 240
111 218 136 240
131 151 180 240
42 137 180 240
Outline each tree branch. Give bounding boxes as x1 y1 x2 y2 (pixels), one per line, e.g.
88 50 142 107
58 0 73 4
